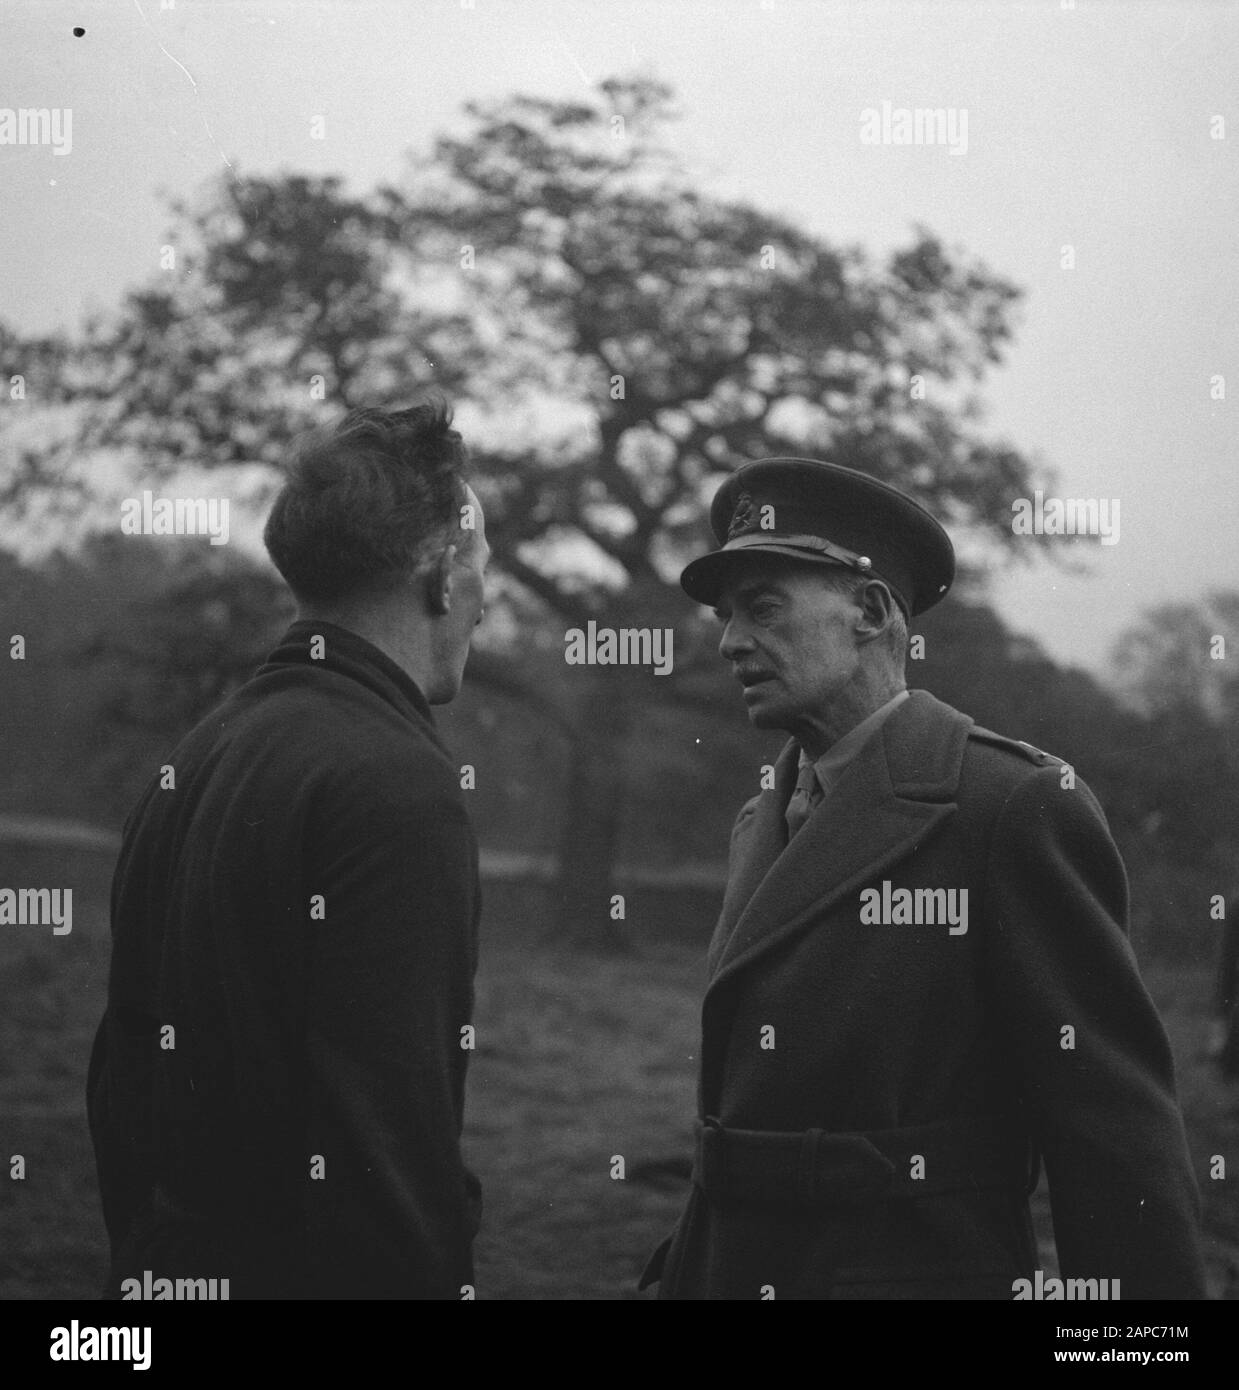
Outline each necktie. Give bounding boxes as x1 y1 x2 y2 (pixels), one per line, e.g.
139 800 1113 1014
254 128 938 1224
784 759 822 840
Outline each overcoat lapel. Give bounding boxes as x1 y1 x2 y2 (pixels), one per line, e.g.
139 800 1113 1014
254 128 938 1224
706 692 972 995
705 740 800 977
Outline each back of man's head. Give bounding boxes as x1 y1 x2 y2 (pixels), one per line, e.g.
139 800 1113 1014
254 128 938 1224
263 400 469 605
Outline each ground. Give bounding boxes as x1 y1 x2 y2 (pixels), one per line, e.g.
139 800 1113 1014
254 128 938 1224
1 843 1235 1300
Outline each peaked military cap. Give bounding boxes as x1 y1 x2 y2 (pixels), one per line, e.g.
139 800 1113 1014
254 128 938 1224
679 457 955 618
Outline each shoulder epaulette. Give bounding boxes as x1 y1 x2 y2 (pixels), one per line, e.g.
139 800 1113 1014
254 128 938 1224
968 724 1063 767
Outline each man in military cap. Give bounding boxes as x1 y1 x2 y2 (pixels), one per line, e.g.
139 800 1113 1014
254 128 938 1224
642 457 1206 1300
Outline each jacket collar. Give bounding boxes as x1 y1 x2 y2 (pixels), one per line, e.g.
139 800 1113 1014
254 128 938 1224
259 619 439 736
705 690 972 989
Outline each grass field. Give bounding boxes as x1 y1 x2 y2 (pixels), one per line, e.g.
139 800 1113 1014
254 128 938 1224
1 843 1236 1300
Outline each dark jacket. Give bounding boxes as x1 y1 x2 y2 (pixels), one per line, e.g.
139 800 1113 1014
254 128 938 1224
645 690 1206 1300
87 620 481 1299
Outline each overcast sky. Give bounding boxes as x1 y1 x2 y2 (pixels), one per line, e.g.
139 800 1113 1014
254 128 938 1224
2 0 1235 677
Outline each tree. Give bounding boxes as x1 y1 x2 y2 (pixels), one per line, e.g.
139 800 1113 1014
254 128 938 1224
1112 591 1239 871
1113 591 1239 726
2 75 1046 949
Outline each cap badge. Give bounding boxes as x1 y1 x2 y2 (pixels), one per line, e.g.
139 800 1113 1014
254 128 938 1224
726 491 755 540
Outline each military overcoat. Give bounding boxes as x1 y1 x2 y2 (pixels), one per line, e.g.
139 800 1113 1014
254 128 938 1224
646 690 1205 1300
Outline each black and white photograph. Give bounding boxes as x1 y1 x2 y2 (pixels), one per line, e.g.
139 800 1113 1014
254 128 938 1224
1 0 1235 1365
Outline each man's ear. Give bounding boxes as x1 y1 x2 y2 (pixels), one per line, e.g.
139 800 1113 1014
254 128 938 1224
428 545 456 616
856 580 895 639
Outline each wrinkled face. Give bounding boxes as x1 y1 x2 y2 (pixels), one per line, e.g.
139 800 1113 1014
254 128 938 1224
431 483 490 703
713 557 862 734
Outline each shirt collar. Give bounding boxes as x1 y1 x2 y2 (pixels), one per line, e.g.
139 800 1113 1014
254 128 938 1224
798 689 910 799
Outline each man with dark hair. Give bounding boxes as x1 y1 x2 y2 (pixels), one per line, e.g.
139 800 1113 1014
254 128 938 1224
643 456 1206 1300
88 399 490 1299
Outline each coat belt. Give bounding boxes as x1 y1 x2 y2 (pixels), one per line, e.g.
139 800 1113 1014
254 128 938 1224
691 1114 1032 1206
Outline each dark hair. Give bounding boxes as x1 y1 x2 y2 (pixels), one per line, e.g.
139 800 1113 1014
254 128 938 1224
263 399 469 603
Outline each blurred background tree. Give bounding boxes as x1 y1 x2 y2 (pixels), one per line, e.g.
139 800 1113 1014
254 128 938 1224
1 76 1233 959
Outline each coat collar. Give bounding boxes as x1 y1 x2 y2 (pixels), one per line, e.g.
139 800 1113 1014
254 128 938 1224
258 620 440 739
705 690 973 990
